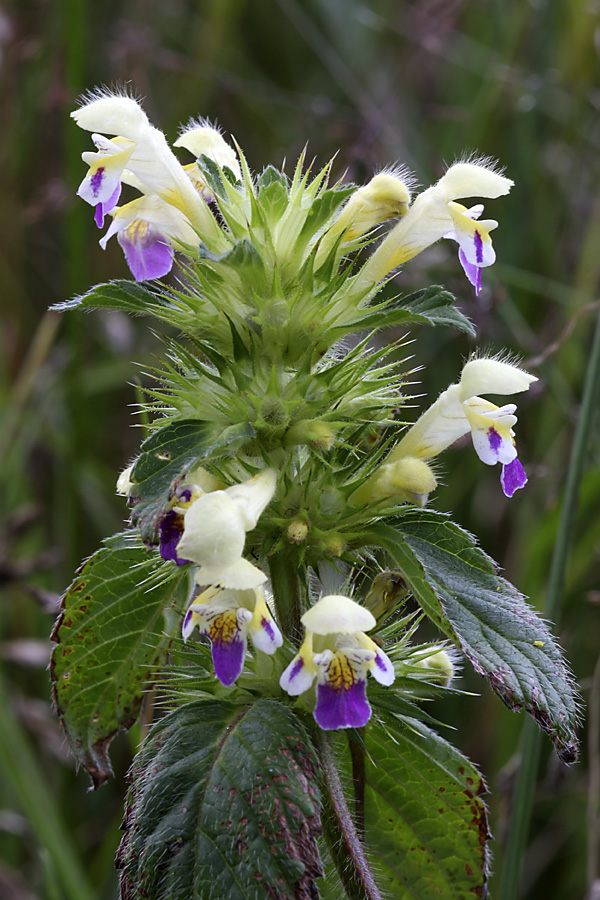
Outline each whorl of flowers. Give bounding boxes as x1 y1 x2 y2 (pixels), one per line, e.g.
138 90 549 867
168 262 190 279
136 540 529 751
73 89 531 729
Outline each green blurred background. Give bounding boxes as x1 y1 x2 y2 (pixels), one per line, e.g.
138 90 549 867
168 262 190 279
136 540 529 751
1 1 599 898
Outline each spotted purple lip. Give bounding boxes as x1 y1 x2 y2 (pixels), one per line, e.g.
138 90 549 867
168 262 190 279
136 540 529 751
487 426 502 456
90 166 105 198
474 229 483 264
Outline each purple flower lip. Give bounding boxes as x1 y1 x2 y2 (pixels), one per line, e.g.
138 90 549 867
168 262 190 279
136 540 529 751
119 229 174 282
501 457 527 498
458 249 482 296
94 184 121 228
314 680 372 730
211 637 246 687
159 509 191 565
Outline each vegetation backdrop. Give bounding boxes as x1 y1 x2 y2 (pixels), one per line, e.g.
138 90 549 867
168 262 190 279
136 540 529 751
1 1 599 898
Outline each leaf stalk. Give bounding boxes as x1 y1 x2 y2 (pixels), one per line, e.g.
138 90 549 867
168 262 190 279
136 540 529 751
318 730 383 900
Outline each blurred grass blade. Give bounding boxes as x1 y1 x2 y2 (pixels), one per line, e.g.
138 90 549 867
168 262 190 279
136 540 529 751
500 309 600 900
0 673 96 900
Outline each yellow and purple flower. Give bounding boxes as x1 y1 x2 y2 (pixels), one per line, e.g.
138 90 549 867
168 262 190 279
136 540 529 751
99 195 199 281
360 158 513 294
183 586 283 686
387 357 537 497
72 91 236 279
280 595 395 730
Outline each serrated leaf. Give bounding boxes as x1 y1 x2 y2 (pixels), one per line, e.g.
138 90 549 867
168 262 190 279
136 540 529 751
117 699 323 900
131 419 254 542
52 280 190 325
50 535 191 787
345 285 475 336
257 165 289 191
368 511 579 761
365 710 490 899
258 167 290 221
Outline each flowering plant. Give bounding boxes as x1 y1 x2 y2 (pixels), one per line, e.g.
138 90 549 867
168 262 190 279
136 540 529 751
51 89 578 900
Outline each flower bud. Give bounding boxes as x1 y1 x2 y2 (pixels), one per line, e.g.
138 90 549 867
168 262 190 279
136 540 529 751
334 172 411 242
415 649 455 686
174 121 241 180
286 519 309 545
116 464 135 496
364 573 408 619
349 457 437 507
185 465 226 493
322 534 346 558
284 419 335 452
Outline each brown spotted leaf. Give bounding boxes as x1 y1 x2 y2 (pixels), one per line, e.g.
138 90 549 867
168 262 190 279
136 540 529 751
365 710 491 899
368 510 579 762
117 699 323 900
51 533 191 787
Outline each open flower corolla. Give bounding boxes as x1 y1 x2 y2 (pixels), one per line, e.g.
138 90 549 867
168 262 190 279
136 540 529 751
387 357 537 497
360 159 513 293
280 594 394 730
183 585 283 686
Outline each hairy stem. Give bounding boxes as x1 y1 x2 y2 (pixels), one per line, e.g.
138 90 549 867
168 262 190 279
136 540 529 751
318 731 383 900
500 309 600 900
348 728 366 838
268 551 304 644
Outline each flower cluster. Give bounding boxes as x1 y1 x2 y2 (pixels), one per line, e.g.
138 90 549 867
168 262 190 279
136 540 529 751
72 92 235 280
151 465 396 729
73 92 511 297
85 90 532 732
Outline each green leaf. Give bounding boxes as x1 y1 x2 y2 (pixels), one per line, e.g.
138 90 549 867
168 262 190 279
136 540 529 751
117 699 323 900
346 285 475 336
365 710 490 899
131 419 254 542
50 534 191 787
52 280 190 324
298 186 356 242
257 166 290 220
368 510 579 761
197 154 229 198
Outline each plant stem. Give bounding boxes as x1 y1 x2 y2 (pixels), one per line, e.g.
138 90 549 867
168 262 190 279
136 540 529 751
347 728 366 838
587 654 600 896
0 674 96 900
268 551 303 644
500 309 600 900
317 731 383 900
